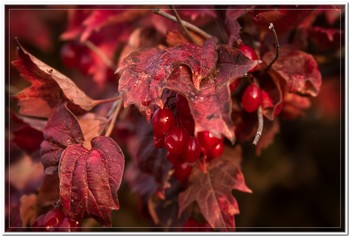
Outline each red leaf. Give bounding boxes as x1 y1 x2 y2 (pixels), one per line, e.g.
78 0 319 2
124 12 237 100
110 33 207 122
77 113 107 149
40 104 84 171
178 145 251 230
264 46 322 96
59 136 124 226
118 39 256 141
12 44 103 118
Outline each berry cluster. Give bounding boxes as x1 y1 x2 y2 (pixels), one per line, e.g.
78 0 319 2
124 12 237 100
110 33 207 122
31 208 80 232
151 94 224 181
60 42 92 75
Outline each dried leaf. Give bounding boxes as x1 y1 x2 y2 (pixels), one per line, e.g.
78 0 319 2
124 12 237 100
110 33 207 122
19 194 38 227
12 44 102 118
178 145 251 230
78 113 107 149
59 136 124 226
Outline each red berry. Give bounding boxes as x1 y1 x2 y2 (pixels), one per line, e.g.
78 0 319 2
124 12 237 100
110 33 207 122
242 83 262 113
197 131 222 152
43 209 65 229
60 43 80 68
207 139 224 159
176 94 191 116
153 133 165 148
183 137 201 163
166 151 183 165
164 127 188 155
239 45 258 72
173 162 192 181
152 108 175 135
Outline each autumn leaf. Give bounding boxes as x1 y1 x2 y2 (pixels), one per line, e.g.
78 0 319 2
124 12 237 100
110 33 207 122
117 38 256 141
12 44 104 118
178 145 251 230
264 46 322 96
59 136 124 226
40 104 84 171
19 194 38 227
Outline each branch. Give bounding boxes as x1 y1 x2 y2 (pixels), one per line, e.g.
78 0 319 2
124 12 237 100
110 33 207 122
153 8 212 40
265 23 280 72
170 5 196 44
253 106 264 145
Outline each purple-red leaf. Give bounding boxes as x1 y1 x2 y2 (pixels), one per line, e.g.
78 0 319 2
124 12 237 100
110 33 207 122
59 136 124 226
225 8 247 46
264 46 322 96
12 44 102 118
40 104 84 171
178 145 251 230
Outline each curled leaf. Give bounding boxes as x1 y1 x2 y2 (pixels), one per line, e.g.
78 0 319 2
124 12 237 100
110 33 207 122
59 136 125 226
12 44 102 118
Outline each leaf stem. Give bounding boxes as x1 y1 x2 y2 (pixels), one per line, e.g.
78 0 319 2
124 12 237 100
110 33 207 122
153 8 212 40
253 106 264 145
84 40 116 71
265 23 280 72
170 6 197 44
105 95 124 137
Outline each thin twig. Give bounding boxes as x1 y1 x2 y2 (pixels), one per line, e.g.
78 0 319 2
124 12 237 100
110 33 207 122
94 94 120 106
253 106 264 145
105 96 124 137
153 8 212 40
84 40 116 71
170 6 196 44
265 23 280 72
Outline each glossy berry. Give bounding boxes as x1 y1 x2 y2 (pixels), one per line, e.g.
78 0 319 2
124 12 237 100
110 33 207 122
43 209 65 229
164 127 188 155
197 131 222 152
166 151 183 165
239 45 258 72
153 133 165 148
207 139 224 159
173 162 192 181
176 94 191 116
152 108 175 135
183 137 201 163
242 83 262 113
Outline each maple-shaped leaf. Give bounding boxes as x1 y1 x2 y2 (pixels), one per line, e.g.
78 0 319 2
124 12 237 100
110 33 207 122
118 38 256 141
178 145 252 230
12 44 104 118
59 136 124 226
40 104 84 171
263 46 322 96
